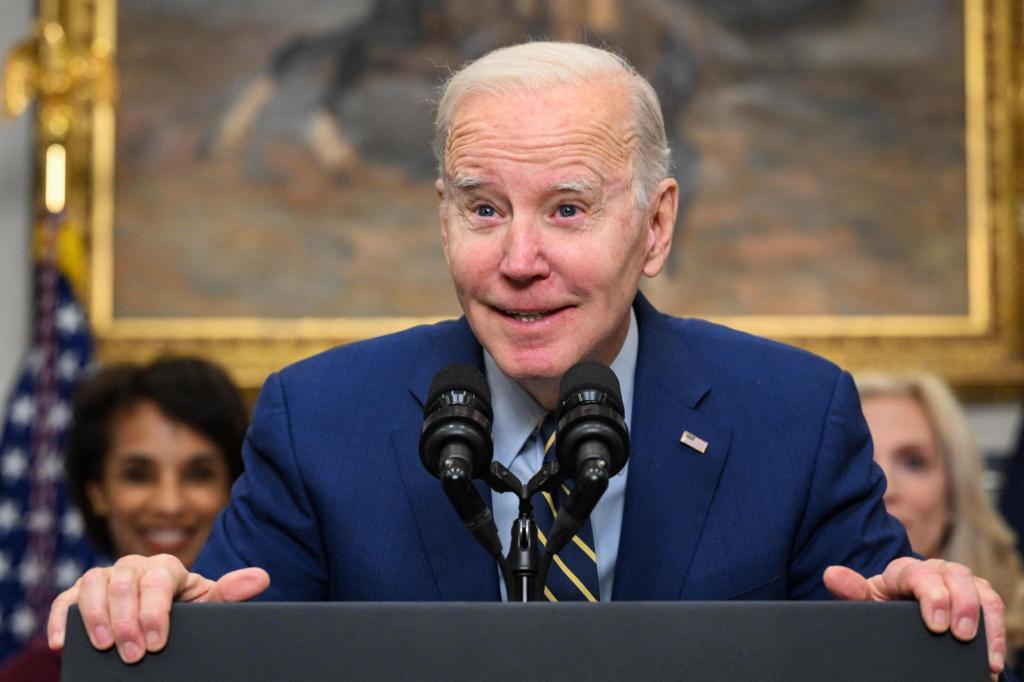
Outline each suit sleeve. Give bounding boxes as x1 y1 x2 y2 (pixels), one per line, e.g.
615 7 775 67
193 371 329 600
788 370 913 599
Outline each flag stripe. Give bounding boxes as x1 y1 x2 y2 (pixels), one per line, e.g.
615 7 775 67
0 212 98 661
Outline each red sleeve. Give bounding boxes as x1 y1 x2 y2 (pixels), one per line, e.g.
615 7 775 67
0 637 62 682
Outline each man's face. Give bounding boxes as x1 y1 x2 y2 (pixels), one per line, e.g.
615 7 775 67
438 77 677 406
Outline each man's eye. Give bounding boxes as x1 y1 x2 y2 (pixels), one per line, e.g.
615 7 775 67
475 205 496 218
557 205 578 218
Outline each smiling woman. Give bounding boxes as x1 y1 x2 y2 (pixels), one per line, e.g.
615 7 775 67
64 357 248 567
0 357 248 681
83 401 233 567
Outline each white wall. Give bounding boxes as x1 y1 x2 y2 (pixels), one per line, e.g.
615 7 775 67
0 1 32 400
970 402 1022 495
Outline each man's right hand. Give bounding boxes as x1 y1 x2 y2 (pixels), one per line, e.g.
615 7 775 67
47 554 270 663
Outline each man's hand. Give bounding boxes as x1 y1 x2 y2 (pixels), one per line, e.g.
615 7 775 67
47 554 270 663
825 557 1006 677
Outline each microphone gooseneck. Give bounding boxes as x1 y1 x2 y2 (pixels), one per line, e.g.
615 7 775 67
419 364 502 558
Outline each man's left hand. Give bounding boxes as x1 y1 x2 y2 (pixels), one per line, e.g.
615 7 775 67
825 557 1006 677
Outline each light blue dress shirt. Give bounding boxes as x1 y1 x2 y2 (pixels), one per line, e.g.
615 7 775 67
485 310 637 602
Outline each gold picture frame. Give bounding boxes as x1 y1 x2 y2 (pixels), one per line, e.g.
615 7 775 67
20 0 1024 396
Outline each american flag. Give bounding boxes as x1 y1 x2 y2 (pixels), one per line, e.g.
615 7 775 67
0 212 99 661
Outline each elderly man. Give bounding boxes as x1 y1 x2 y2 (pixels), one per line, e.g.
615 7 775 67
49 42 1008 675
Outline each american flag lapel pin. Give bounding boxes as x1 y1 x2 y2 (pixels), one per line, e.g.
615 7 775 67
680 430 709 454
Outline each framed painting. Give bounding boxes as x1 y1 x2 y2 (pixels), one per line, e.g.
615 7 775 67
26 0 1024 393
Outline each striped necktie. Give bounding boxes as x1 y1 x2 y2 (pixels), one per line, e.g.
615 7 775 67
532 413 600 602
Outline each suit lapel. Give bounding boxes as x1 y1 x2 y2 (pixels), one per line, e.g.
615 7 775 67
391 319 500 600
612 296 733 600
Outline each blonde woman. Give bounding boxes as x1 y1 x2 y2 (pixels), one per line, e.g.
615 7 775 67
857 371 1024 667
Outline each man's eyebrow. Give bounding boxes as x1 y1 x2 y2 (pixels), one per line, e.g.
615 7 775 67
450 176 596 193
452 175 484 190
554 179 598 193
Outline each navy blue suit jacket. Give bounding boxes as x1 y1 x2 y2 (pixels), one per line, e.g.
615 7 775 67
195 295 912 601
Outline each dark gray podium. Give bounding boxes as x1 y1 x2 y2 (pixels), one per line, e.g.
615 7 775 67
60 601 988 681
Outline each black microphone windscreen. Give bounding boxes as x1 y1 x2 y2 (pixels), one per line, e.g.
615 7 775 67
426 363 492 412
558 361 623 413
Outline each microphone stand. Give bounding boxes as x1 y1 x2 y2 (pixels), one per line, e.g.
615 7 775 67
483 462 541 601
441 458 608 602
506 509 542 601
484 460 571 601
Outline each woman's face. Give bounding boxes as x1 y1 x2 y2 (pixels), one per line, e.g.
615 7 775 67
86 400 232 568
862 393 950 559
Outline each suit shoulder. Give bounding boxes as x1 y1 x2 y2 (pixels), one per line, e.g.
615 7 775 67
276 318 465 390
657 316 845 402
645 314 862 460
680 317 838 370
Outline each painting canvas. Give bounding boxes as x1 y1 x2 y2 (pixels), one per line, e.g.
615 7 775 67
112 0 967 321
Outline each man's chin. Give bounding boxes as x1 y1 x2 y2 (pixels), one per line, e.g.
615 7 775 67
495 353 576 393
493 350 562 378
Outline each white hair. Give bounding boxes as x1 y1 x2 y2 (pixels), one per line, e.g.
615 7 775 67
433 42 671 208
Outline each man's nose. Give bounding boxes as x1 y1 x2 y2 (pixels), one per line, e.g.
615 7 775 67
499 217 550 282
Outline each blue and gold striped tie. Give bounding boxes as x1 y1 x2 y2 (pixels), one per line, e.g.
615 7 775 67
532 413 600 602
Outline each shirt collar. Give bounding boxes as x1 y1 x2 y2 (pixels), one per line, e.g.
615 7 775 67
485 308 639 469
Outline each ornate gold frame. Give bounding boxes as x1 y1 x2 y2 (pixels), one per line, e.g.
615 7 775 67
9 0 1024 395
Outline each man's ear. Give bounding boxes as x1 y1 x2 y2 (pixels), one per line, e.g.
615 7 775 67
436 177 451 258
86 482 110 517
642 177 679 278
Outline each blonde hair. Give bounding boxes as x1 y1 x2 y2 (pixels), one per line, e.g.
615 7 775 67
432 41 671 208
856 371 1024 649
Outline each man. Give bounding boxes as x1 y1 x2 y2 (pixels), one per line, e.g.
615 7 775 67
48 42 1008 675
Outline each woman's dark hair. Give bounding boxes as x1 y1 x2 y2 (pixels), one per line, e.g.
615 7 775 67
64 357 249 556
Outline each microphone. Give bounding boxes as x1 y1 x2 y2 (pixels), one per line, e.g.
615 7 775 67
419 364 502 557
545 360 630 554
420 363 493 478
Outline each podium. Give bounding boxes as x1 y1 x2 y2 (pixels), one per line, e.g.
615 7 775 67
61 601 988 681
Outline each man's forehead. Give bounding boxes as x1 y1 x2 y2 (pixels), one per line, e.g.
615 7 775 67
443 89 635 188
446 80 632 143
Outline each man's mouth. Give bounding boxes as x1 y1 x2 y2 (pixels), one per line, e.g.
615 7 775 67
504 309 553 322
